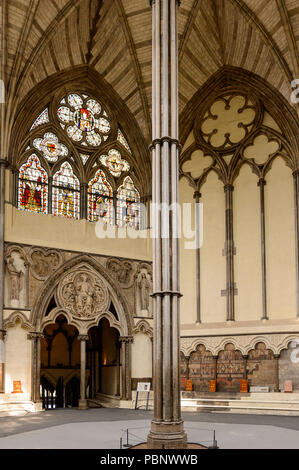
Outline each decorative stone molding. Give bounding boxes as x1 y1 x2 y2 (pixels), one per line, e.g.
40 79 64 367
180 333 299 357
4 311 32 331
40 307 123 337
133 320 153 339
29 248 63 281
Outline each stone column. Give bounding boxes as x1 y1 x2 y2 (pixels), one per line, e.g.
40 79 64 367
95 350 100 395
48 176 53 214
224 184 235 322
194 191 201 324
148 0 187 449
0 160 7 393
119 336 133 401
185 356 190 381
293 170 299 318
0 330 6 393
258 178 268 320
274 354 280 392
81 184 88 219
212 356 218 381
243 355 248 380
78 335 89 409
28 332 43 402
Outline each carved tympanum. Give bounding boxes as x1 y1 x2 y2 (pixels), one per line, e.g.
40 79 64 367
58 270 109 320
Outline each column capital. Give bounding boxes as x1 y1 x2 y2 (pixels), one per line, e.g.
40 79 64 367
212 355 218 361
119 336 134 344
193 191 202 200
78 334 89 342
27 332 44 340
293 169 299 178
149 136 182 152
224 183 234 192
274 353 280 359
151 290 183 298
0 329 6 340
0 159 9 168
150 0 181 5
257 178 267 187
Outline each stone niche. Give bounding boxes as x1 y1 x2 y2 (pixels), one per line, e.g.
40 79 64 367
217 344 244 392
247 342 276 391
188 345 215 392
279 342 299 392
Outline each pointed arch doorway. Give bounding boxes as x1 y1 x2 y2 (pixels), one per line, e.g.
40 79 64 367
32 256 134 410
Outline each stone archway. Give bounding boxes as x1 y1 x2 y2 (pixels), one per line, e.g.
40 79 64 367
30 255 133 409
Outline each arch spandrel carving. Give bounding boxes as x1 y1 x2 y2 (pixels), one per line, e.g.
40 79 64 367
28 247 64 281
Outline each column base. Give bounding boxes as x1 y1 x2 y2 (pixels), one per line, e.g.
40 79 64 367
147 420 187 449
78 399 88 410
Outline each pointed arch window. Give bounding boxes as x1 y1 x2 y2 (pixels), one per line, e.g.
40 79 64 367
117 176 140 229
88 169 113 224
52 162 80 219
18 154 48 214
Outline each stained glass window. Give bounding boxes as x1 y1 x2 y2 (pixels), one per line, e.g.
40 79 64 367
117 177 140 229
88 170 113 224
100 149 130 178
52 162 80 219
117 129 132 154
33 132 68 163
18 154 48 214
57 93 111 147
30 108 50 131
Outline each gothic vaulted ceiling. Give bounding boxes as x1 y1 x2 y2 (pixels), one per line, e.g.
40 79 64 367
1 0 299 158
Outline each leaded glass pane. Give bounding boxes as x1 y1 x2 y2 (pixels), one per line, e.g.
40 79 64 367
117 177 140 229
88 169 113 224
33 132 68 163
18 154 48 214
52 162 80 220
100 149 130 178
117 129 132 154
30 108 50 131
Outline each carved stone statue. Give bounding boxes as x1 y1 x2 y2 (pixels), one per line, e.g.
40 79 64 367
7 257 23 301
74 273 94 318
138 273 150 312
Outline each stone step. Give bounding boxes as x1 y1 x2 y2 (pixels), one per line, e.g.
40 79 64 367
181 398 299 415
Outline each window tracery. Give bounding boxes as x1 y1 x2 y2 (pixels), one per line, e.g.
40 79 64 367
18 90 142 229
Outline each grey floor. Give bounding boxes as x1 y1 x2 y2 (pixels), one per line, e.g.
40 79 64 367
0 409 299 449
